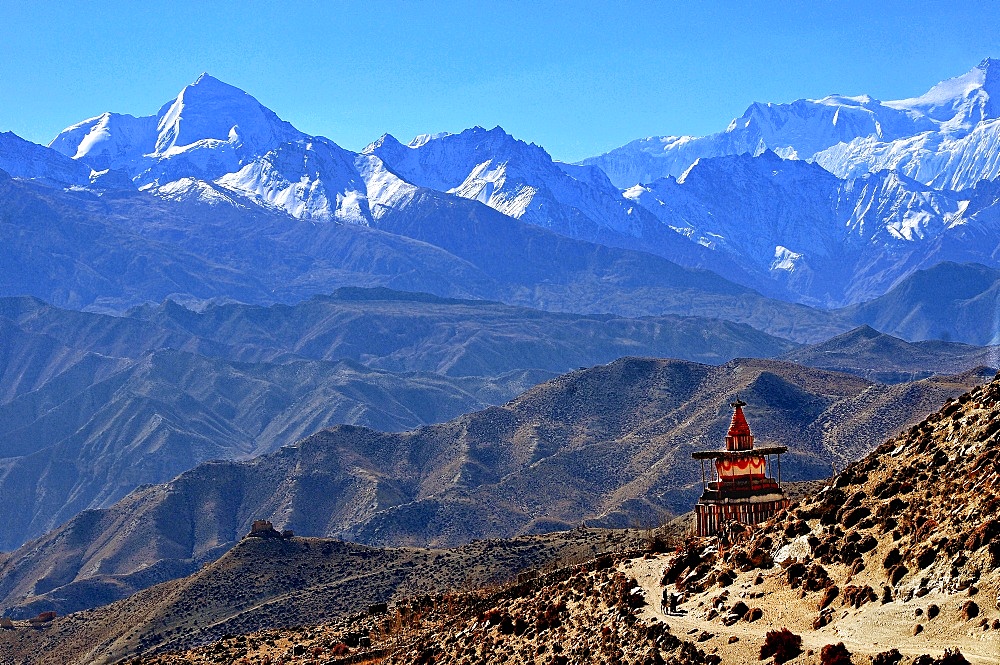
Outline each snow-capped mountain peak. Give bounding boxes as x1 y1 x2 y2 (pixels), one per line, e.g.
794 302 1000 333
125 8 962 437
152 73 301 156
885 57 1000 130
43 75 370 222
408 131 451 148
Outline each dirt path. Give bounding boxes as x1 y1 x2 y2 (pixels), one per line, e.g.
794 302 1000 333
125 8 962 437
624 555 1000 664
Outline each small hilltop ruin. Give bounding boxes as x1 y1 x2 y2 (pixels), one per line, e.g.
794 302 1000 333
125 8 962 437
244 520 294 540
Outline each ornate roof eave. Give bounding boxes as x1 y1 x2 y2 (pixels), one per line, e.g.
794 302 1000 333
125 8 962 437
692 445 788 460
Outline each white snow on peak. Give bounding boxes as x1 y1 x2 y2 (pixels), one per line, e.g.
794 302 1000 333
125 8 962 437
408 132 451 148
884 58 999 128
810 94 875 107
216 138 370 223
355 153 419 217
623 150 979 306
366 125 647 237
152 73 302 156
46 75 368 222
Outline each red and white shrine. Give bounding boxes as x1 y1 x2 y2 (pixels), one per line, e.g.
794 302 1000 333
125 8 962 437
692 399 789 537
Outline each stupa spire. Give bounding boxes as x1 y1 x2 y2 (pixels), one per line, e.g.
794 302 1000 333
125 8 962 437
726 398 754 451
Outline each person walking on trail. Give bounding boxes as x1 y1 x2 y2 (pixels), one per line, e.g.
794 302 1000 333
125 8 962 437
661 589 678 614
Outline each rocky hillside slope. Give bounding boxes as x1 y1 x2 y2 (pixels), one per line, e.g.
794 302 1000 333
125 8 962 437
634 371 1000 663
5 372 1000 665
134 368 1000 665
0 358 989 620
0 528 646 665
137 550 717 665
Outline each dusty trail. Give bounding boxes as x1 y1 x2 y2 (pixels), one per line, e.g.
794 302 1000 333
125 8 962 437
625 555 1000 664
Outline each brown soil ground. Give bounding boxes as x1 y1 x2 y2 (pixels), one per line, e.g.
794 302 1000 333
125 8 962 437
631 543 1000 663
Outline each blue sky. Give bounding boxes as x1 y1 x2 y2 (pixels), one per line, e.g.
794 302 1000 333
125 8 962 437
1 1 998 162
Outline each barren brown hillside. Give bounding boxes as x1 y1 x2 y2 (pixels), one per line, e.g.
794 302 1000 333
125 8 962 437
1 359 988 621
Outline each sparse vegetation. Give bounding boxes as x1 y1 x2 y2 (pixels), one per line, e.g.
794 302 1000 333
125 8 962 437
759 628 802 664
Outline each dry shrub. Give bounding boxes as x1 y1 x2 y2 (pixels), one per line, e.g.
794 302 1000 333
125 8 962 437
936 649 971 665
959 600 979 621
759 628 802 664
871 649 903 665
819 642 852 665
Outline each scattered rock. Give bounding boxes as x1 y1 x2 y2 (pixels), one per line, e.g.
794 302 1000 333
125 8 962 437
818 586 839 610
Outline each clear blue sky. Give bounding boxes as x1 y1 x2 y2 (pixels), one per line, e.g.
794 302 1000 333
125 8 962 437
1 1 998 162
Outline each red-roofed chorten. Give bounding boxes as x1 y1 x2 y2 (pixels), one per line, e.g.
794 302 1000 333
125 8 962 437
691 399 789 537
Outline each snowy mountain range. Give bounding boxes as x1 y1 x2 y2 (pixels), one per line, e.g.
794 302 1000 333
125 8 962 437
3 60 1000 307
582 58 1000 192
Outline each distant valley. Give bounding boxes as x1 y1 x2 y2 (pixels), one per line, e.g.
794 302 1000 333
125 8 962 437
0 289 796 552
